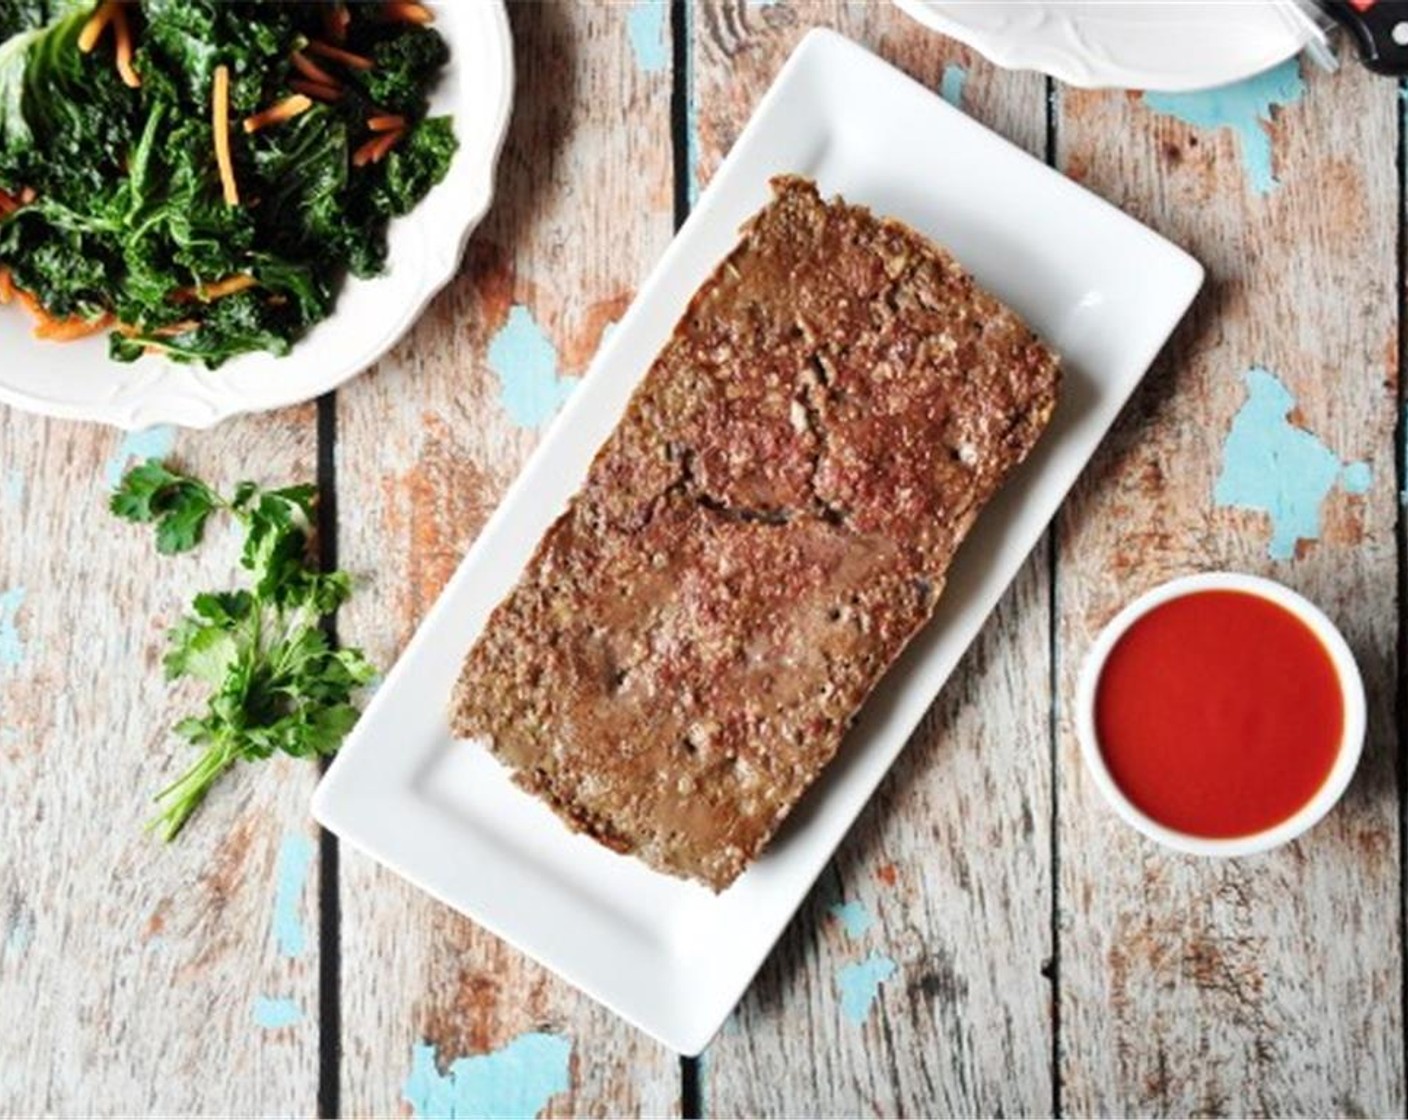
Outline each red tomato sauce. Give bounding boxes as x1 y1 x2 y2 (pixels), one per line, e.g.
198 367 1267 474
1094 590 1343 839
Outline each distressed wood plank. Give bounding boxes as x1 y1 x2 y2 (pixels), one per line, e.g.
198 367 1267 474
1054 49 1403 1116
690 4 1055 1115
335 2 680 1115
0 406 321 1116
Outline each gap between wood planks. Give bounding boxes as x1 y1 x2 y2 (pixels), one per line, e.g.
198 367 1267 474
316 392 342 1120
1044 76 1063 1120
671 2 704 1115
1395 72 1407 1120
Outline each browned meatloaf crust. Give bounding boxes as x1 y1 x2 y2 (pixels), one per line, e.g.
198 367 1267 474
451 175 1060 891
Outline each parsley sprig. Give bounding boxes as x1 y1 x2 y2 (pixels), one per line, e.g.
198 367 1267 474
111 459 375 840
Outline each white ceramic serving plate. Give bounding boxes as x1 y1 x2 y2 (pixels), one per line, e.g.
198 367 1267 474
0 0 513 430
893 0 1310 91
313 28 1204 1055
1075 572 1365 857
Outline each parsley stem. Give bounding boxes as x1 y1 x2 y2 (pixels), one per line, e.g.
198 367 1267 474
148 734 242 842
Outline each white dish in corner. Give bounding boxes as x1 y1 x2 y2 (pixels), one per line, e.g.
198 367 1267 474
313 28 1203 1055
893 0 1309 92
0 0 513 430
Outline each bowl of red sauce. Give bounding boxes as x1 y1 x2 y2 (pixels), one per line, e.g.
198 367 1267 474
1076 572 1365 856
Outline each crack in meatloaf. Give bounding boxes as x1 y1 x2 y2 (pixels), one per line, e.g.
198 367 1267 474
450 175 1060 892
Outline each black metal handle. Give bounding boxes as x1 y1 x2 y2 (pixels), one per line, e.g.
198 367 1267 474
1319 0 1408 75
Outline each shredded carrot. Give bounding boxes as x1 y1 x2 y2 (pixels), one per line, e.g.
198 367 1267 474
0 269 12 305
289 78 342 103
12 286 111 340
305 39 373 71
78 0 119 53
35 311 113 341
112 6 140 88
383 1 433 24
366 113 405 133
15 288 43 320
212 65 239 206
116 320 194 337
324 2 350 44
0 191 15 216
154 319 200 336
177 274 257 302
243 94 313 134
290 49 342 89
352 127 403 167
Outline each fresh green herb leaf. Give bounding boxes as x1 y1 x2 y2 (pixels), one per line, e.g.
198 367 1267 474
109 456 221 554
112 458 375 841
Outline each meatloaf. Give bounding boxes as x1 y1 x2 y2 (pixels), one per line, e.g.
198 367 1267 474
451 175 1060 891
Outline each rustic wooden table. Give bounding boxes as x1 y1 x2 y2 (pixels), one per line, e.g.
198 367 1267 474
1 2 1402 1116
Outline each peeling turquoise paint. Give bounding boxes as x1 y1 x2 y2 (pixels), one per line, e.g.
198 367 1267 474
403 1033 572 1119
253 996 302 1029
829 900 874 939
1340 460 1372 494
1214 366 1370 561
4 906 34 956
626 1 668 75
103 425 176 488
272 833 314 958
1143 59 1305 195
836 952 897 1024
681 0 700 205
486 305 578 430
3 469 22 505
0 586 25 670
940 64 968 108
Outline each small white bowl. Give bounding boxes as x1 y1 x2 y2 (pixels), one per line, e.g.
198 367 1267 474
1075 571 1366 857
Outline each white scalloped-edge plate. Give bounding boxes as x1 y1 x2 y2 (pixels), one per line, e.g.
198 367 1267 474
894 0 1309 92
0 0 513 430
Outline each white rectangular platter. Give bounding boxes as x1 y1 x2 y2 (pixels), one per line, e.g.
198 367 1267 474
313 28 1203 1056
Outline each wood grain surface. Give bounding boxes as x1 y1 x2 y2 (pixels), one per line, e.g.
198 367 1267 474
334 3 680 1117
0 2 1404 1117
0 407 322 1115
